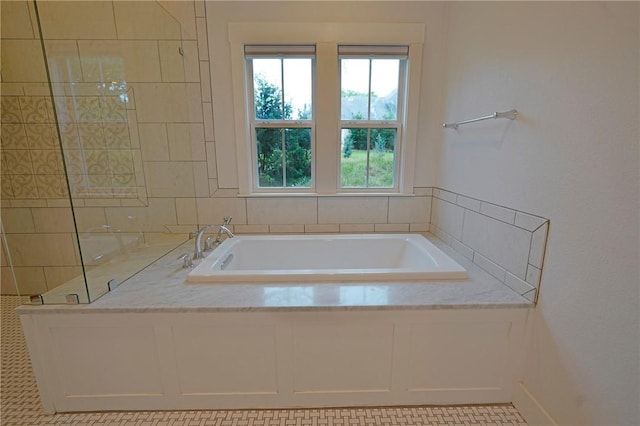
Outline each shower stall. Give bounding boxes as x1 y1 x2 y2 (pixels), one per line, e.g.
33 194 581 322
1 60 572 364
1 0 212 304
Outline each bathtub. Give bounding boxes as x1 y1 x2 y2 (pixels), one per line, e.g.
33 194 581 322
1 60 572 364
187 234 467 283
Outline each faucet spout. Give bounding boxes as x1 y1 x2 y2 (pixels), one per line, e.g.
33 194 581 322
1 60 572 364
194 223 234 260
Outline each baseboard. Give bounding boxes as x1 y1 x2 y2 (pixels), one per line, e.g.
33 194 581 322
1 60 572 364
513 381 557 426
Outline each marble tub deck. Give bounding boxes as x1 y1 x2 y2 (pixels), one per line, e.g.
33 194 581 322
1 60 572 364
16 233 532 314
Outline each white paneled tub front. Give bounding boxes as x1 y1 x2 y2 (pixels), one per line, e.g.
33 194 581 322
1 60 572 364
20 309 528 413
187 234 468 283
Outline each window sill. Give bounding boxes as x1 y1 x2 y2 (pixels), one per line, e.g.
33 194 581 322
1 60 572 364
237 192 416 198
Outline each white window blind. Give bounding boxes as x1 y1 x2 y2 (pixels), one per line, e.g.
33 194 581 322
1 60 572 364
338 45 409 58
245 44 316 57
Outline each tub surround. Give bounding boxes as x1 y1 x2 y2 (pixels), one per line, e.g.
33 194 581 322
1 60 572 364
18 234 530 314
430 189 548 303
18 234 530 413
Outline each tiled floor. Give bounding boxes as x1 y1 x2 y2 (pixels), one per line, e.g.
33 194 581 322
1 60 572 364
1 295 527 425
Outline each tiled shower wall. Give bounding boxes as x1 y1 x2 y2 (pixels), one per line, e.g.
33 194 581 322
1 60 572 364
0 1 216 295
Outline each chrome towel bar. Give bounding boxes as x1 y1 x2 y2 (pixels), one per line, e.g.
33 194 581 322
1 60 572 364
443 109 518 130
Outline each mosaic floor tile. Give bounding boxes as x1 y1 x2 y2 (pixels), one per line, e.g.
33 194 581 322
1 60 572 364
1 296 527 425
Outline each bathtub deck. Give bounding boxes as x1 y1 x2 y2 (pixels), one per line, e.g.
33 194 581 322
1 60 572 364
16 233 531 314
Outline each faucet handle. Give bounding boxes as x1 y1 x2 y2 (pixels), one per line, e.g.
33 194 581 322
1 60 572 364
223 216 232 226
177 253 194 269
204 236 213 251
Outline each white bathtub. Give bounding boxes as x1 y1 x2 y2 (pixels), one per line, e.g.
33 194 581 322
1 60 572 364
186 234 467 283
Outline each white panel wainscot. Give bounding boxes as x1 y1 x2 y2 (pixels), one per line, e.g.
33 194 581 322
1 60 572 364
19 309 529 413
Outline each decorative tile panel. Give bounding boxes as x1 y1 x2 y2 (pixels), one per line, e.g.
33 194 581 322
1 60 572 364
19 97 53 123
10 175 39 199
1 97 23 123
1 123 28 149
1 92 144 201
25 124 57 149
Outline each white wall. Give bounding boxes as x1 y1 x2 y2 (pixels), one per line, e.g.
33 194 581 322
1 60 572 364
439 2 639 425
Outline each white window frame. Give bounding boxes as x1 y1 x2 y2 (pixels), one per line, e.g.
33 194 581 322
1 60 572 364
245 46 316 191
228 23 424 195
338 46 408 191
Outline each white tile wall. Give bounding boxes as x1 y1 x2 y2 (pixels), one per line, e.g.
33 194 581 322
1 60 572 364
78 41 162 83
529 223 549 268
175 198 198 225
196 197 247 226
504 272 535 295
233 224 269 234
374 223 410 233
1 266 47 295
6 234 78 267
340 223 375 233
479 202 516 224
515 211 547 232
430 188 550 304
38 1 117 40
455 194 481 212
44 41 83 83
1 208 35 233
269 224 305 234
104 198 177 233
318 197 389 224
246 198 317 225
388 196 430 224
431 198 464 240
43 266 83 290
0 40 47 82
473 252 507 282
0 1 35 39
31 208 75 233
159 41 199 83
145 162 196 198
192 162 210 198
138 124 170 161
134 83 190 122
113 2 182 40
304 224 339 233
409 223 430 232
73 208 109 233
462 210 530 280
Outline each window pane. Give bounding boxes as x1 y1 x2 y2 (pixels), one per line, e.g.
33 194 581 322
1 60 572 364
256 127 283 187
368 128 396 188
285 128 312 187
340 128 368 187
253 59 284 120
341 59 370 120
340 127 395 188
283 59 312 120
253 58 313 121
370 59 399 120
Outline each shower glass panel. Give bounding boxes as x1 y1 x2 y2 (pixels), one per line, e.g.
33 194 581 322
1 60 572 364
1 1 200 303
0 0 87 303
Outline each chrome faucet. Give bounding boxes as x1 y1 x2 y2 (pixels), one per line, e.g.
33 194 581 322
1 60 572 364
193 218 234 260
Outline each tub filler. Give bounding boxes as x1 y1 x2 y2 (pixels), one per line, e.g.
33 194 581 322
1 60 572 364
187 234 467 283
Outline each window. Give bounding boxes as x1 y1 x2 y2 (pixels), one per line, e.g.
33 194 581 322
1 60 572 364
339 45 407 190
245 45 314 189
227 23 424 195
